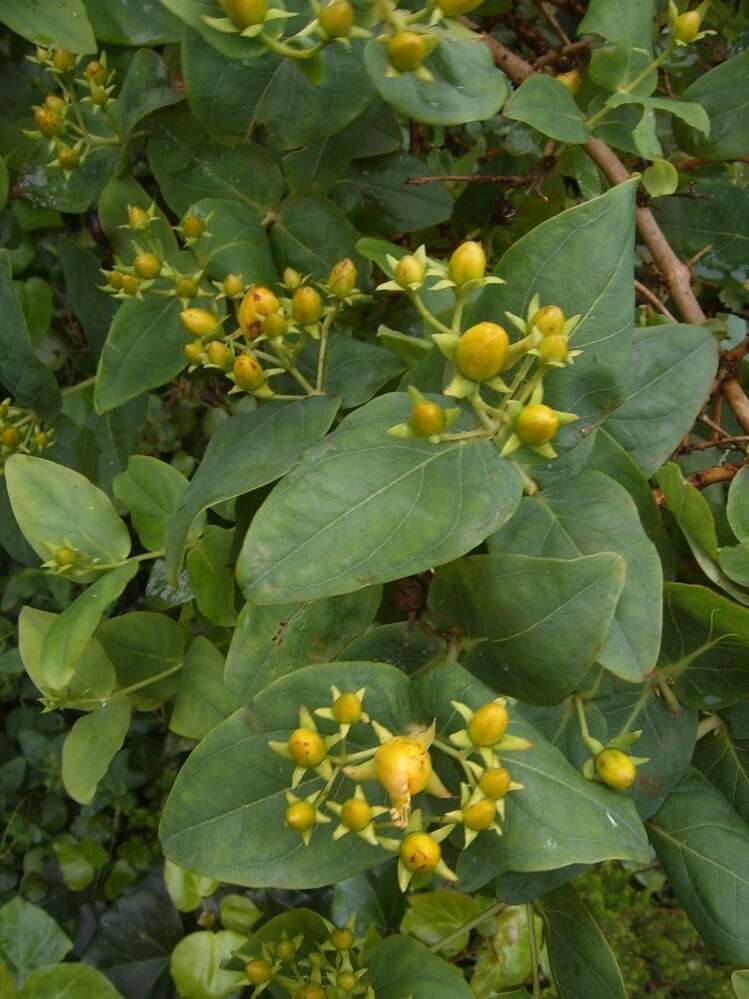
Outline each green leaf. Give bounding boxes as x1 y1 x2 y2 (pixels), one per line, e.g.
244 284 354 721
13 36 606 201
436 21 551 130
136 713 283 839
225 587 382 704
53 835 106 891
364 38 509 127
96 612 185 708
237 394 523 604
606 92 710 137
114 49 182 138
332 152 453 235
540 884 627 999
0 0 95 53
338 622 443 675
187 526 237 627
57 238 116 357
719 544 749 588
641 159 678 198
0 251 60 420
270 196 370 280
160 662 412 887
147 110 283 219
366 936 474 998
232 909 329 967
648 769 749 965
5 454 131 570
163 860 219 913
661 583 749 710
470 905 540 993
606 326 719 476
489 471 662 683
171 637 233 741
305 336 405 409
189 198 278 286
413 664 650 874
41 563 138 690
428 553 625 704
579 0 655 92
673 53 749 161
98 173 178 262
158 0 266 58
400 891 490 957
694 725 749 826
0 896 72 986
18 964 123 999
728 467 749 543
83 0 182 45
165 397 339 583
62 693 131 805
219 895 262 934
170 930 247 999
504 76 590 143
734 970 749 999
114 456 201 553
472 180 638 429
94 297 186 414
0 156 8 213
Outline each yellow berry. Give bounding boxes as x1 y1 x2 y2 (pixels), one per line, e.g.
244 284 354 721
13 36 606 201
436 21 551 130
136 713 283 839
296 986 326 999
33 107 64 138
184 342 204 365
246 959 274 985
223 273 244 298
44 94 66 113
467 702 509 747
262 312 288 339
127 205 150 231
455 322 509 382
595 749 637 791
328 257 357 297
84 60 107 85
233 354 265 392
333 692 362 724
331 927 353 950
449 241 486 285
177 278 199 300
374 736 432 811
675 10 702 42
33 432 49 449
387 31 428 73
1 427 19 448
207 341 232 370
239 286 280 337
479 767 512 800
409 401 446 437
134 253 162 280
340 797 372 831
287 727 327 767
285 800 316 832
462 798 496 831
283 267 302 291
395 254 425 288
319 0 355 37
54 548 76 567
515 403 559 446
400 831 441 872
182 212 205 240
52 49 75 73
537 334 569 365
180 308 220 338
292 286 323 325
107 270 124 290
338 971 358 992
531 305 565 337
57 147 79 171
555 69 581 95
223 0 268 27
91 85 108 107
121 274 141 296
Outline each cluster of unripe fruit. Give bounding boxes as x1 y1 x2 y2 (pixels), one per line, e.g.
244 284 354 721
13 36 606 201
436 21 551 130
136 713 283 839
241 920 371 997
268 688 530 892
26 47 117 176
0 400 52 462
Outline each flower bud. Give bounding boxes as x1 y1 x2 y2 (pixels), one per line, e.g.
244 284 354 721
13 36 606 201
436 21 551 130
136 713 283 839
182 212 205 240
387 31 428 73
54 548 76 567
44 94 66 113
0 427 20 448
207 341 233 370
223 273 244 298
180 308 220 338
338 971 358 992
262 312 288 339
395 254 425 289
184 341 204 365
292 286 323 325
330 928 354 951
177 278 200 300
319 0 355 37
537 334 568 365
134 253 162 280
449 241 486 286
121 274 141 296
33 432 49 449
674 9 703 42
328 257 357 298
531 305 565 337
246 959 273 985
127 205 151 232
107 271 124 290
283 267 302 291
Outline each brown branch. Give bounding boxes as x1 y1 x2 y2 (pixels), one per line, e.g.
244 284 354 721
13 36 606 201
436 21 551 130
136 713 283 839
688 463 745 488
634 280 677 321
533 39 590 69
683 435 749 453
408 173 534 187
472 32 707 327
722 378 749 434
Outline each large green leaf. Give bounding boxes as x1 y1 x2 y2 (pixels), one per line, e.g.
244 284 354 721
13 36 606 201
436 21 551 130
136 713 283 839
673 53 749 161
84 0 182 44
58 237 116 357
661 583 749 710
489 471 661 683
413 665 650 876
96 612 185 708
366 936 474 998
62 694 131 805
114 456 201 553
472 180 638 430
0 897 71 986
579 0 655 93
694 725 749 826
605 326 719 477
428 553 625 704
225 587 381 704
189 198 278 286
5 455 131 570
114 49 182 138
18 964 123 999
147 111 283 218
504 76 590 143
270 196 369 280
364 38 509 127
0 251 60 420
187 526 237 627
648 769 749 965
160 663 412 887
237 394 523 604
0 0 95 52
540 884 627 999
164 397 339 582
94 297 186 414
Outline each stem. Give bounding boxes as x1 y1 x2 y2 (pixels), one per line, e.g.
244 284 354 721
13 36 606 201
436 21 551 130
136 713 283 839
657 677 683 718
316 308 338 392
77 663 183 705
410 293 453 336
451 291 466 335
91 548 165 572
573 695 600 755
586 43 676 131
429 900 504 953
696 714 722 740
62 376 96 398
527 902 541 998
260 34 323 59
437 429 493 442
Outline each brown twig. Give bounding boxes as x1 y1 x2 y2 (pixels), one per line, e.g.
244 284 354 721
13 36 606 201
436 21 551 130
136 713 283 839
408 173 535 187
634 280 677 321
533 39 590 69
688 463 745 488
722 378 749 435
682 435 749 452
535 0 572 46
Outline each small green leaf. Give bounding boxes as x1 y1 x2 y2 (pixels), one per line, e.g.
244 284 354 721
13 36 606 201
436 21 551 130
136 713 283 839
728 466 749 543
18 964 123 999
401 891 490 957
189 198 278 286
187 526 237 626
170 637 233 741
504 76 590 144
96 612 185 708
367 935 474 998
0 0 96 52
734 970 749 999
164 860 219 913
641 159 678 198
219 895 262 934
673 53 749 161
62 694 131 805
0 897 72 986
114 456 202 553
694 725 749 826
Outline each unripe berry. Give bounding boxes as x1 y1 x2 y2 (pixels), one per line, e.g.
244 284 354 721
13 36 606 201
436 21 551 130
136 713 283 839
276 939 296 961
674 10 702 42
531 305 565 337
33 431 49 449
180 308 220 338
107 270 124 290
330 927 353 951
184 342 204 365
292 286 323 325
91 85 108 107
262 312 288 339
246 959 273 985
283 267 302 291
52 49 75 73
84 60 107 85
1 427 20 448
595 749 637 791
54 548 76 567
400 831 441 872
387 31 428 73
223 273 244 298
409 401 446 437
555 69 581 95
182 212 205 240
319 0 355 37
333 692 362 724
127 205 150 231
287 727 327 767
177 278 200 300
515 403 559 446
449 241 486 285
134 253 162 280
479 767 512 800
338 971 358 992
233 354 265 392
462 798 496 831
44 94 66 113
34 108 64 138
537 334 568 365
374 736 432 809
328 257 357 297
455 322 509 382
285 800 316 832
437 0 482 15
207 341 233 370
467 702 508 747
121 274 141 296
340 797 372 831
296 986 326 999
223 0 268 26
57 147 80 171
395 253 425 288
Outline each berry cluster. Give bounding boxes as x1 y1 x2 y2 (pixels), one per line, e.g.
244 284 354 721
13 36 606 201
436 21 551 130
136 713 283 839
269 689 530 892
0 399 52 465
